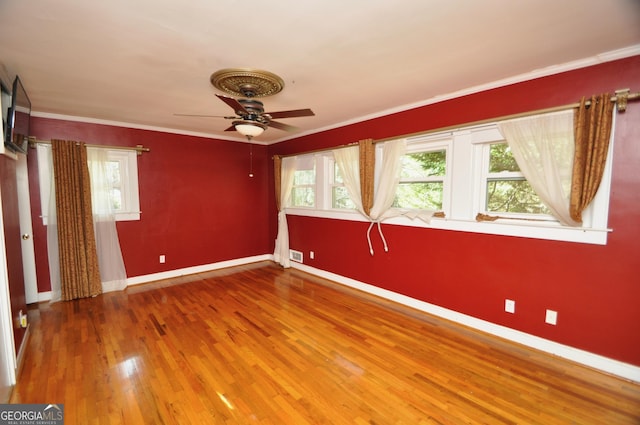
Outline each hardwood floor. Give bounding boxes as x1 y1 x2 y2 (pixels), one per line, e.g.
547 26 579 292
10 261 640 424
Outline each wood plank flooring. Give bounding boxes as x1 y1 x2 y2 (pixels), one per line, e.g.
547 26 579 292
10 261 640 424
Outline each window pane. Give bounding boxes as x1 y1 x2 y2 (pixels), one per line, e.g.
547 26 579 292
332 186 356 209
105 160 121 186
394 182 443 210
334 163 344 184
110 188 122 210
294 169 315 185
401 150 446 179
486 179 551 214
292 187 315 207
489 143 520 173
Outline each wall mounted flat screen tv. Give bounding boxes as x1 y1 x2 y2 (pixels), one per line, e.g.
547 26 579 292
3 75 31 154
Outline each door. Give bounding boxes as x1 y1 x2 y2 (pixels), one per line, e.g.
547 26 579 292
16 154 37 303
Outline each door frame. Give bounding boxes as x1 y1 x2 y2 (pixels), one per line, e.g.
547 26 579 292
0 184 17 403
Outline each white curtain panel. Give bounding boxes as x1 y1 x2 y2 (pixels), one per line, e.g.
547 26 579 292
37 144 62 302
273 156 296 268
371 139 407 220
364 139 406 254
497 110 578 226
87 147 128 292
332 145 366 216
369 139 406 220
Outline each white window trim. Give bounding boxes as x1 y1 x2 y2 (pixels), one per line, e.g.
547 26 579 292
37 145 141 224
394 134 452 213
284 120 614 245
97 148 140 221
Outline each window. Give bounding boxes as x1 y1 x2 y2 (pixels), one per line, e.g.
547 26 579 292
395 148 447 210
482 142 552 217
283 119 614 245
330 159 356 210
37 145 141 223
105 159 123 210
290 155 315 208
91 149 140 220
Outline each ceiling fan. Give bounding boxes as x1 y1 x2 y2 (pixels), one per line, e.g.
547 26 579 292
175 68 315 139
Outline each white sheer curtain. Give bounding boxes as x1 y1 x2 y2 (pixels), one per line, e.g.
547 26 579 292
36 145 62 302
497 110 578 226
369 139 406 220
273 156 297 268
332 146 365 216
364 139 407 253
87 148 128 291
334 140 435 254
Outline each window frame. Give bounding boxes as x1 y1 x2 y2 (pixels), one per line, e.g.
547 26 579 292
392 135 452 213
283 120 615 245
327 156 357 211
37 145 141 224
96 148 141 221
479 141 556 221
289 154 317 209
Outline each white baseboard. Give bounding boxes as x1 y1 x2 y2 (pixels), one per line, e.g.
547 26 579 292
35 255 273 301
37 291 52 302
290 262 640 383
14 324 30 380
126 254 272 286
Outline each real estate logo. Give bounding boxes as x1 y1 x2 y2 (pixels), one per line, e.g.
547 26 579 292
0 404 64 425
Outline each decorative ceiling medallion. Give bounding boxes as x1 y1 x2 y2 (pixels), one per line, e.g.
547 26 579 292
210 68 285 98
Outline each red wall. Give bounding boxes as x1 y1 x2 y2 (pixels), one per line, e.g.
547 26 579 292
0 155 27 353
268 56 640 366
27 120 271 290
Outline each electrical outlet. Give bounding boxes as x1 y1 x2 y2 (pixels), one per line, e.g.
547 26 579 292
159 255 166 264
310 251 315 260
545 309 558 325
505 299 515 314
18 310 27 328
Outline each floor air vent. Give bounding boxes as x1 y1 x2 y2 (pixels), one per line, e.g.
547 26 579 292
289 249 303 263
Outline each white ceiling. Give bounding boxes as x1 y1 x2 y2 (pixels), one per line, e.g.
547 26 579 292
1 0 639 144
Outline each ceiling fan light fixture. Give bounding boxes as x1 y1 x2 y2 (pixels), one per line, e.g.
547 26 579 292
234 120 267 137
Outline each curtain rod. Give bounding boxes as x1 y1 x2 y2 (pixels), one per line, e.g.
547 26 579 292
275 88 638 158
29 138 150 155
375 88 638 144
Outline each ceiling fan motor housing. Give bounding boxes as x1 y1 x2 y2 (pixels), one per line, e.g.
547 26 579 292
238 99 269 123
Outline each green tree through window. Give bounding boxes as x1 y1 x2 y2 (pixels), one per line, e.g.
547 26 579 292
394 150 446 210
486 143 551 215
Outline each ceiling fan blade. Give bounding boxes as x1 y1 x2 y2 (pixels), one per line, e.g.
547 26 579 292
224 125 237 132
216 94 248 115
265 108 315 119
268 120 298 132
174 113 236 119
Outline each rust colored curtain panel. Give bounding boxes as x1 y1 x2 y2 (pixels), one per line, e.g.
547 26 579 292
359 139 374 217
570 94 614 223
51 140 102 300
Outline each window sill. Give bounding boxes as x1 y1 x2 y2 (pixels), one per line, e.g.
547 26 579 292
115 212 141 221
285 208 610 245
